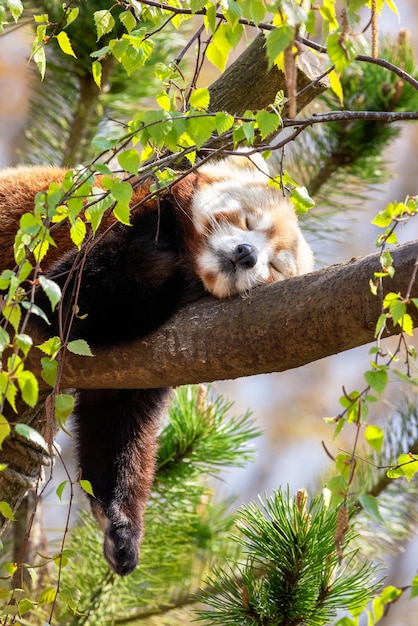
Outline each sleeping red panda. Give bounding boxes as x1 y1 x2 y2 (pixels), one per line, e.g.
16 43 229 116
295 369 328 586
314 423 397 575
0 153 313 575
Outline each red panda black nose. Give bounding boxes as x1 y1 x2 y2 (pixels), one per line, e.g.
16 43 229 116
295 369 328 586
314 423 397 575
233 243 257 269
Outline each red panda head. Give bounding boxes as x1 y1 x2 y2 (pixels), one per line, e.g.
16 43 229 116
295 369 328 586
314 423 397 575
172 154 314 298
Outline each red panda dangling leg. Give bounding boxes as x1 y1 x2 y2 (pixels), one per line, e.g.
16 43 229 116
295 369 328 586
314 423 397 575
73 387 171 575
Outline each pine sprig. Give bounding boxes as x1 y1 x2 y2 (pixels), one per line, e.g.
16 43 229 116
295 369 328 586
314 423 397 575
197 489 379 626
156 385 261 483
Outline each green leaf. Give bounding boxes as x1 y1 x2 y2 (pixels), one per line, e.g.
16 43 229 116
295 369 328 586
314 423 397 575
190 0 207 11
291 186 315 213
256 110 281 140
111 181 133 205
80 479 94 497
399 313 413 336
15 423 48 452
206 40 229 72
215 111 234 134
189 87 210 109
374 313 387 337
56 481 67 501
37 336 61 358
358 494 384 522
389 299 406 325
55 31 77 58
248 1 266 25
0 501 15 521
0 415 11 449
282 0 308 26
327 32 357 73
113 202 131 226
38 587 57 605
118 149 140 175
2 303 21 333
55 393 75 424
17 371 39 408
364 424 384 452
0 327 10 354
265 25 293 68
410 575 418 599
70 217 86 249
364 368 388 395
6 0 23 21
40 357 58 387
66 339 94 357
65 6 79 28
38 276 62 313
33 43 46 80
119 9 136 33
92 60 102 88
388 453 418 481
94 9 115 40
15 333 33 357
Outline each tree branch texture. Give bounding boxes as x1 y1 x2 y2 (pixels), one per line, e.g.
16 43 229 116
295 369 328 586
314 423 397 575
29 239 417 390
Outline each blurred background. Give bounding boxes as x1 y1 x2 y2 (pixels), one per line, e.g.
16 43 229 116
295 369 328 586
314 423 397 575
1 1 418 623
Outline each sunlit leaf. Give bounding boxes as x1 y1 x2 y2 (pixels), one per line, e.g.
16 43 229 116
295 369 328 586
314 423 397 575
364 424 384 452
364 368 388 395
39 276 62 313
56 31 77 58
94 9 115 40
15 423 47 452
66 339 94 357
0 415 11 449
80 479 95 497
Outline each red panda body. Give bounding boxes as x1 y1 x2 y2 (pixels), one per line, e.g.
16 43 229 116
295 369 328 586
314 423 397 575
0 154 313 575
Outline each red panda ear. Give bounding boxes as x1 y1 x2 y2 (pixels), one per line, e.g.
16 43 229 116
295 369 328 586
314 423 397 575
171 172 198 209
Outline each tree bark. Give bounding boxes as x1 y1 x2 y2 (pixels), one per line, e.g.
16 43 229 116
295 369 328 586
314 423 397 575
208 33 329 116
26 239 418 390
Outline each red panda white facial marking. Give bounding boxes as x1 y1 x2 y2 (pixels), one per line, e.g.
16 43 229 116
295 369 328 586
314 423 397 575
184 154 314 298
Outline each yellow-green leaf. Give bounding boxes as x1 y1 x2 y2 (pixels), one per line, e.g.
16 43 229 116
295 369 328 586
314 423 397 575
70 217 86 249
118 149 140 175
0 415 11 449
328 69 344 104
92 60 102 88
94 9 115 40
55 31 77 58
66 339 94 357
80 479 94 497
17 371 39 408
0 501 15 521
189 87 210 109
365 424 384 452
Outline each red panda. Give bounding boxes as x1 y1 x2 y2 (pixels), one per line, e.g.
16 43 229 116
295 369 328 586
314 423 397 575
0 153 313 575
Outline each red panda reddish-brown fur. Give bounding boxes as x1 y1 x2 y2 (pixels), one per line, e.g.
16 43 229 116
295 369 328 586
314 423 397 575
0 155 313 576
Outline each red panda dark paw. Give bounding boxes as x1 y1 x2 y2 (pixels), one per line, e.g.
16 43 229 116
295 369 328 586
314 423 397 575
104 522 141 576
90 498 142 576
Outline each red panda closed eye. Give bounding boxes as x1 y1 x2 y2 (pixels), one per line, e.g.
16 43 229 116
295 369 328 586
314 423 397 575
0 154 313 576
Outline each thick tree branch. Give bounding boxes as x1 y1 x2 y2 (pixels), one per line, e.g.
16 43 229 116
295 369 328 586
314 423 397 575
208 34 329 116
24 239 418 390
